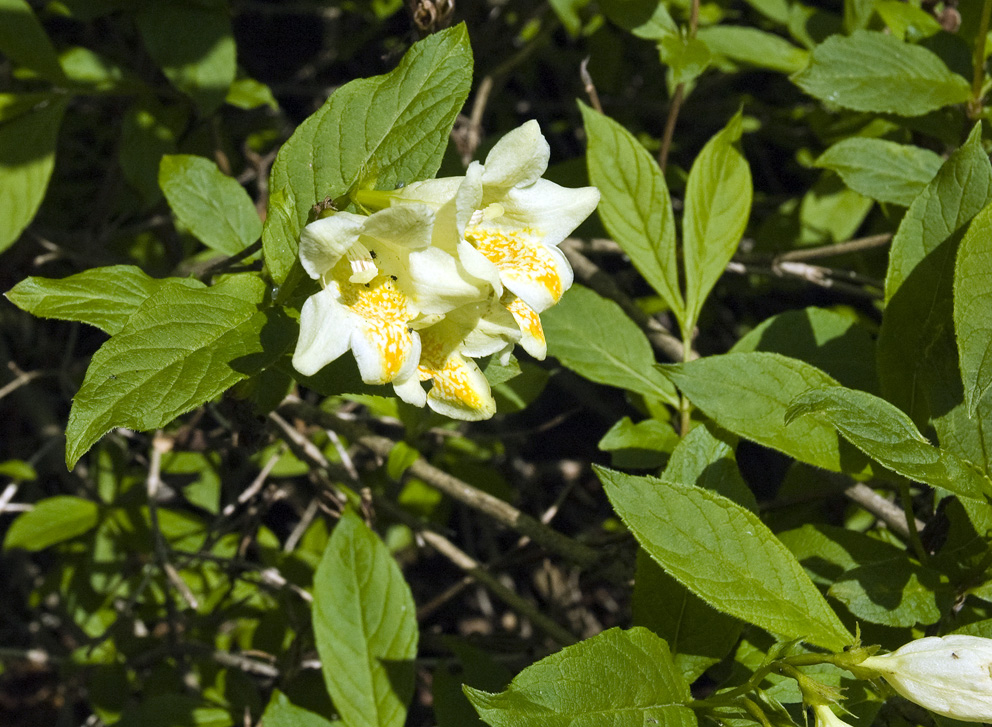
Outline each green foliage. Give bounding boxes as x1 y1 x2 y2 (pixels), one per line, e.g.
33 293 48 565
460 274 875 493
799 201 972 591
794 30 971 115
312 511 418 727
544 284 679 405
464 628 696 727
159 155 263 255
599 467 853 650
4 495 99 550
7 1 992 725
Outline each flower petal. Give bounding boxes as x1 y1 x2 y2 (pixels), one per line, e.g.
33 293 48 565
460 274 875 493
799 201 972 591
392 374 427 407
481 120 550 190
292 285 357 376
391 177 463 208
362 203 435 250
504 295 547 359
447 298 521 358
298 212 365 279
343 279 420 384
423 352 496 421
500 179 600 248
466 221 572 312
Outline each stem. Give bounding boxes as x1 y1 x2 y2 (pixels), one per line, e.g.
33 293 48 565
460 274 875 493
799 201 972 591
970 0 992 119
658 0 700 169
279 399 602 570
898 482 929 564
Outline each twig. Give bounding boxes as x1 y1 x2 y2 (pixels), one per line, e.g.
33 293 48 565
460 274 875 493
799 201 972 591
658 84 685 171
0 368 44 401
844 482 923 538
774 233 892 263
278 399 601 570
222 447 283 517
147 434 199 610
580 58 602 114
459 75 493 166
419 529 578 645
559 238 692 362
726 260 883 300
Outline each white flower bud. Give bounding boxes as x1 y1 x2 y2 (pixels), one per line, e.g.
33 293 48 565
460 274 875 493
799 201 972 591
859 634 992 722
812 704 855 727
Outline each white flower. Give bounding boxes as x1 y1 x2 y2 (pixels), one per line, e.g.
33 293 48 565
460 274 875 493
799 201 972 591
392 120 600 313
395 296 520 420
292 205 486 394
812 704 855 727
859 634 992 722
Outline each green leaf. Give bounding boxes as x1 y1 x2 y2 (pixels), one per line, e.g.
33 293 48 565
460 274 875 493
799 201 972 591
225 76 278 110
7 266 204 335
683 111 752 329
313 511 418 727
793 30 971 116
732 307 878 393
464 627 697 727
954 203 992 415
261 692 339 727
0 96 66 252
58 46 145 93
661 352 869 474
580 102 684 320
600 0 677 39
659 35 712 86
65 275 294 468
544 285 679 406
878 124 992 426
547 0 587 34
159 154 262 255
814 138 942 206
0 0 65 81
633 550 742 682
4 495 99 550
135 0 236 113
266 25 472 284
780 525 952 627
697 26 809 73
433 640 512 727
875 0 942 40
666 424 756 511
599 416 679 469
119 98 183 203
786 386 992 503
599 467 853 649
0 460 35 480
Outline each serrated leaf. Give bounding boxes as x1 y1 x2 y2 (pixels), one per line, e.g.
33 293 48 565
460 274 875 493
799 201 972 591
0 96 66 252
666 424 756 511
633 550 743 682
793 30 970 115
266 25 472 284
954 203 992 415
159 154 262 255
465 627 696 727
659 35 712 86
4 496 99 550
580 102 684 320
0 0 65 81
697 26 809 73
135 0 236 113
544 285 679 406
878 124 992 426
661 352 869 474
313 511 418 727
814 137 942 206
780 524 952 628
6 266 205 335
786 386 992 503
600 0 677 39
683 111 752 329
732 306 878 393
261 692 340 727
65 275 294 468
599 416 679 469
599 467 853 649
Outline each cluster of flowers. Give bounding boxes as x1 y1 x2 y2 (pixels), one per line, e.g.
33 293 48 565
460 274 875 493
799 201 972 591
291 121 600 420
817 634 992 725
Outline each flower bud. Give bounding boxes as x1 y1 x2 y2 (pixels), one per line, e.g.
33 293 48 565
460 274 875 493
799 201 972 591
859 634 992 722
812 704 855 727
